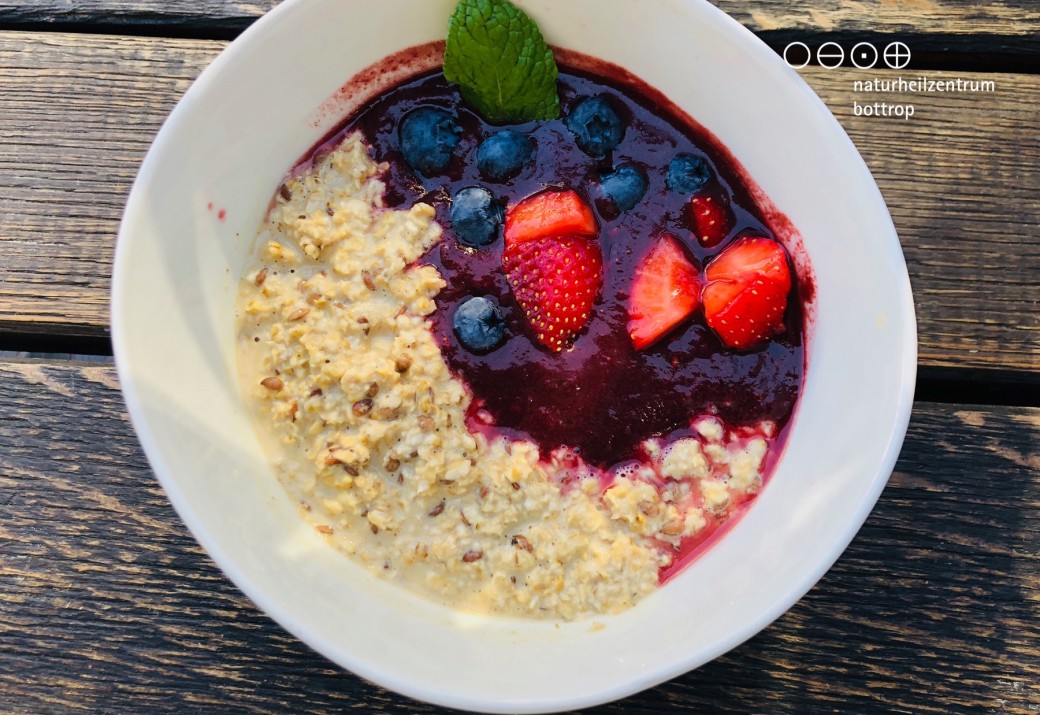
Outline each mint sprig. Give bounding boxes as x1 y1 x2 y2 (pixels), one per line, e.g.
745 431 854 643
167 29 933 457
443 0 560 123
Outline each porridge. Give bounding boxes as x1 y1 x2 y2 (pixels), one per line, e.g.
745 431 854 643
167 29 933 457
235 0 805 620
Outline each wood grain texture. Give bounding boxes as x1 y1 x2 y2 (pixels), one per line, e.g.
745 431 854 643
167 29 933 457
0 0 1036 48
0 33 222 337
0 0 271 36
0 359 1038 713
0 32 1038 372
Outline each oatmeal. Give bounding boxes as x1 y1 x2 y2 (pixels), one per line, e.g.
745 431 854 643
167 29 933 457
236 135 777 619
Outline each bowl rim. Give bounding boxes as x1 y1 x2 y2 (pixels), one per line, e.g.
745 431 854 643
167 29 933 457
111 0 918 711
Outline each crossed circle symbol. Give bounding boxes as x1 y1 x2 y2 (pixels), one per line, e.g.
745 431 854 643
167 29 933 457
782 41 912 70
884 42 912 69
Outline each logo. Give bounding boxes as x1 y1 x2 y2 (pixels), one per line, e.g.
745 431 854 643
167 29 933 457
783 41 912 70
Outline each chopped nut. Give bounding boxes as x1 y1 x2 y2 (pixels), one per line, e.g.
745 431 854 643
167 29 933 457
366 382 379 398
316 525 333 535
462 549 483 563
308 388 323 398
343 464 359 477
512 535 534 552
278 183 292 201
288 308 309 321
385 458 400 472
254 267 268 286
418 415 435 432
639 500 660 517
357 316 369 325
662 519 684 536
260 376 283 391
394 355 413 373
428 502 445 517
352 399 373 416
362 270 376 291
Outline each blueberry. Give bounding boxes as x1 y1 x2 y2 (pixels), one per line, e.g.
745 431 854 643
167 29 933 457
476 130 535 181
600 165 648 213
450 187 503 247
398 107 461 176
667 154 711 193
566 95 625 157
453 296 505 352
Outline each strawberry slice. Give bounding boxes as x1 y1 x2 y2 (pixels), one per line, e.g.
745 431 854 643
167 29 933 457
505 189 598 246
503 234 603 352
689 192 733 248
627 235 701 350
702 236 792 350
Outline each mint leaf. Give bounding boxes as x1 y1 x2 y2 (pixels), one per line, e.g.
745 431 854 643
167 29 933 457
443 0 560 123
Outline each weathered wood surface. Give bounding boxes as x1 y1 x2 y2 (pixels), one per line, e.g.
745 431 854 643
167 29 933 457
1 32 1038 371
0 33 221 338
0 0 1037 50
0 359 1037 713
0 0 273 34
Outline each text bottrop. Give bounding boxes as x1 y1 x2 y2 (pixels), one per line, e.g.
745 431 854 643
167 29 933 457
854 101 914 119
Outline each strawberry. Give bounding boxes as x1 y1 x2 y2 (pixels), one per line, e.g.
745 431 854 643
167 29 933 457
504 189 598 245
503 235 603 352
627 235 701 350
689 191 733 248
702 236 792 350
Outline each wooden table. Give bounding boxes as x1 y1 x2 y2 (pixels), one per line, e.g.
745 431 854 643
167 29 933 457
1 1 1038 712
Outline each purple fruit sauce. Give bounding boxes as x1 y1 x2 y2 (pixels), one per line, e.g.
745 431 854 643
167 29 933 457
312 69 805 468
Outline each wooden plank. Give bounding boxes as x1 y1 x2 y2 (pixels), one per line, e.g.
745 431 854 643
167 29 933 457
0 32 1038 373
802 66 1040 374
0 34 222 338
0 359 1037 713
0 0 1036 48
0 0 270 36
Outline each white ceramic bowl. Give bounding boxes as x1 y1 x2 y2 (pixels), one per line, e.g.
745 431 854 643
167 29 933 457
112 0 916 711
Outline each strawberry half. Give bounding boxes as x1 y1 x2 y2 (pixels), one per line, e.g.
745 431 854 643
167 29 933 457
702 236 792 350
689 191 733 248
505 189 598 245
627 235 700 350
504 235 603 351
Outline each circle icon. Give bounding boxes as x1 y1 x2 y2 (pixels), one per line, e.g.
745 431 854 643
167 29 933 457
884 41 911 69
851 42 878 69
783 42 811 69
817 42 845 69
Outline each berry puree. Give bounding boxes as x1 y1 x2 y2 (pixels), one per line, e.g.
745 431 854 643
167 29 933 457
314 68 805 469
